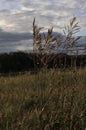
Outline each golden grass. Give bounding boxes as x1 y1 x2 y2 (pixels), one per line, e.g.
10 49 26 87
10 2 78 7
0 68 86 130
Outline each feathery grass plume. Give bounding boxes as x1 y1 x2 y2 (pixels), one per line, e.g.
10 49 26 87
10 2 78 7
63 17 81 49
62 17 81 69
32 17 81 69
32 18 65 69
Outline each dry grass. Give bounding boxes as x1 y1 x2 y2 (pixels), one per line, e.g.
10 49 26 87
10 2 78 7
32 17 81 69
0 68 86 130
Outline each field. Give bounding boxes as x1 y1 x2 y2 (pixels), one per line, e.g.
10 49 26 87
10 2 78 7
0 68 86 130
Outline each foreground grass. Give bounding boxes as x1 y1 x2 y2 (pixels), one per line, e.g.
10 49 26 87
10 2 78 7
0 68 86 130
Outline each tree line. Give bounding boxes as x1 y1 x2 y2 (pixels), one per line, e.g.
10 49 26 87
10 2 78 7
0 52 85 73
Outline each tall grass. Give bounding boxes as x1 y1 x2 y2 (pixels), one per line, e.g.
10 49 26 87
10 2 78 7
0 68 86 130
32 17 81 69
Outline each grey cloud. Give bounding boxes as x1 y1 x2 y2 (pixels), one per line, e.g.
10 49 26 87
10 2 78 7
0 28 33 52
0 29 32 44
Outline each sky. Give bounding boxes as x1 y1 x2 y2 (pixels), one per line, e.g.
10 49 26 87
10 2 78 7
0 0 86 52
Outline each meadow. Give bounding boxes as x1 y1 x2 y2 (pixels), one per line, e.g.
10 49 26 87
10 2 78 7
0 17 86 130
0 68 86 130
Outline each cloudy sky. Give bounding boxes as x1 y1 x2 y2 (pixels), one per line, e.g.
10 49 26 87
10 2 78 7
0 0 86 52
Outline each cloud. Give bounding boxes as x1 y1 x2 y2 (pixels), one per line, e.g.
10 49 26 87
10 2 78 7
0 0 86 52
0 28 32 52
0 0 86 34
0 29 32 43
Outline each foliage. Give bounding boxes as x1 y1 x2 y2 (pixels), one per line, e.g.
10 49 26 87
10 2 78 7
0 52 86 73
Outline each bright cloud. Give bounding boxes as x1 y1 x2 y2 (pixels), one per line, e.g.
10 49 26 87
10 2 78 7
0 0 86 34
0 19 14 31
0 20 6 26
